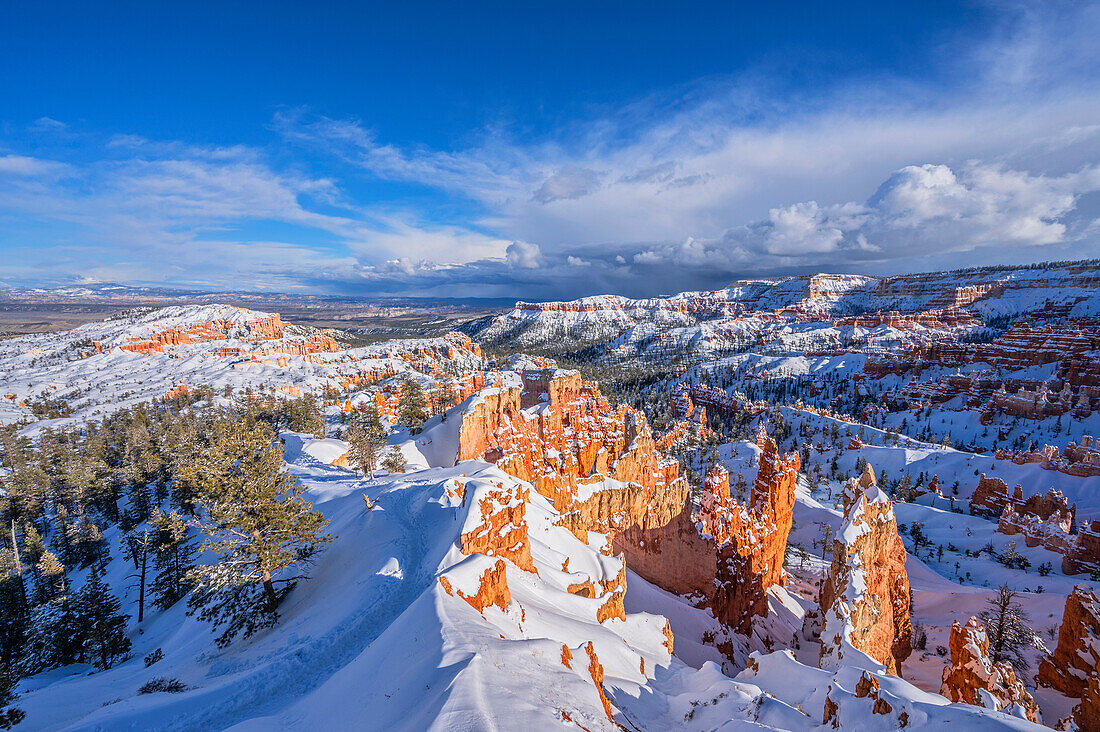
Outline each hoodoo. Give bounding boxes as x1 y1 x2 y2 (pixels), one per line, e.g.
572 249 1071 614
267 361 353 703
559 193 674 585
940 617 1040 723
818 465 912 675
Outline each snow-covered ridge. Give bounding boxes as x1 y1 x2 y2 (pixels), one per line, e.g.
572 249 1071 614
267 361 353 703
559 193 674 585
472 264 1100 353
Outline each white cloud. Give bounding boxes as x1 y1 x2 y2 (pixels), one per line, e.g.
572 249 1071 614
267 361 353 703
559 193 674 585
566 255 591 266
505 241 541 269
0 154 71 178
532 167 604 203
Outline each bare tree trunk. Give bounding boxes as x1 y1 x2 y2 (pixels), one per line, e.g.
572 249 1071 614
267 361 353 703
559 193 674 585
137 531 148 623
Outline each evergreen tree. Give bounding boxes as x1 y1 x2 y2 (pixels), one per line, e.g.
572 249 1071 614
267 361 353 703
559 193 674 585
149 509 195 611
979 583 1036 673
16 594 81 676
121 528 153 623
397 377 427 433
32 552 65 606
381 447 407 475
184 419 332 646
0 551 27 670
75 567 131 670
346 407 386 478
436 380 457 421
0 662 24 730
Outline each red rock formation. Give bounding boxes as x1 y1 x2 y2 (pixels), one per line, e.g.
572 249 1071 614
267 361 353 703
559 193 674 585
998 436 1100 478
705 433 800 634
457 560 511 613
940 617 1039 723
1038 586 1100 699
163 383 189 400
819 466 912 675
584 641 615 722
456 369 806 639
458 482 536 574
969 474 1025 517
1064 520 1100 575
686 384 767 419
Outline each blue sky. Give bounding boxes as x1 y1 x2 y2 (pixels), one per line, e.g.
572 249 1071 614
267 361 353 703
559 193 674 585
2 2 1100 298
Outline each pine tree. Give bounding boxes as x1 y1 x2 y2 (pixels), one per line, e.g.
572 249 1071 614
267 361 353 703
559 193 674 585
76 567 131 670
346 407 386 479
0 550 27 670
32 552 65 606
16 595 81 676
0 661 25 730
436 380 457 421
149 509 195 611
184 419 332 646
122 528 153 623
397 377 427 433
381 447 407 475
979 583 1035 673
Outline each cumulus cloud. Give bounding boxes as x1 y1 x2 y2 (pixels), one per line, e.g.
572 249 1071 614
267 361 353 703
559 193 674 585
505 241 542 269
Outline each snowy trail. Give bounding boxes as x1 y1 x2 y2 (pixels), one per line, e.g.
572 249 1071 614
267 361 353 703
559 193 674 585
48 468 469 731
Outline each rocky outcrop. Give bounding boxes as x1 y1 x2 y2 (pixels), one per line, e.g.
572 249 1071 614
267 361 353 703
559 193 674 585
940 617 1039 723
997 488 1075 554
584 641 615 722
457 369 801 639
996 437 1100 478
703 433 800 634
818 465 912 675
1064 520 1100 576
458 482 536 574
458 368 710 602
456 560 511 613
457 369 680 506
969 474 1024 517
1037 586 1100 699
1079 673 1100 732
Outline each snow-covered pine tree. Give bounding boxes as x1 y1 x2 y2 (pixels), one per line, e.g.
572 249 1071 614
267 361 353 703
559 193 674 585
33 551 65 605
75 566 131 670
184 419 332 647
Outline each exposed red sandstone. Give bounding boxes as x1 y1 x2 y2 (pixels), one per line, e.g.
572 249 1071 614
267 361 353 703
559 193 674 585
996 436 1100 478
702 433 800 634
819 466 912 675
940 617 1039 723
457 560 511 613
1064 520 1100 576
970 474 1025 517
455 368 801 639
997 488 1075 554
458 482 537 574
584 641 615 722
1037 586 1100 699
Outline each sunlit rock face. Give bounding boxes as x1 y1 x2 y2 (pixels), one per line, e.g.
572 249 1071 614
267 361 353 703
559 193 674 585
818 465 912 676
457 369 802 638
939 617 1039 724
701 433 800 634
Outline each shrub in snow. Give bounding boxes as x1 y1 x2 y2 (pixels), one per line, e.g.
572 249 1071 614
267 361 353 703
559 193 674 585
138 678 188 694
